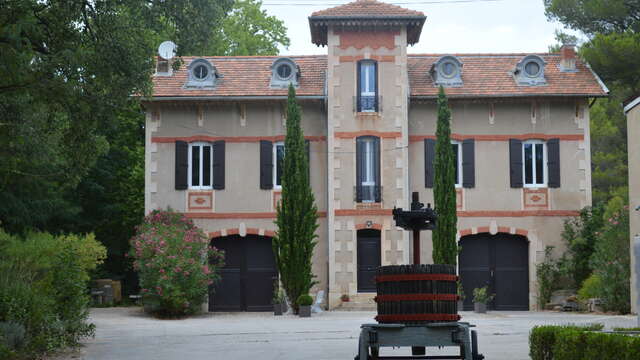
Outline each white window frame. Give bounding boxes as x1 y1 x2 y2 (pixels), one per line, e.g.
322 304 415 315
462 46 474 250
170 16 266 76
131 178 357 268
359 61 376 113
273 141 285 189
522 139 547 188
452 141 462 188
360 137 378 203
188 142 213 190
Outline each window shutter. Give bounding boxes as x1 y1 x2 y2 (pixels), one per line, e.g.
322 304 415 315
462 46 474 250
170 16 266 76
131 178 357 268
175 141 189 190
424 138 435 188
462 139 475 188
355 137 364 202
509 139 523 188
212 140 225 190
356 62 362 112
373 137 381 202
260 140 273 189
374 62 379 112
547 138 561 188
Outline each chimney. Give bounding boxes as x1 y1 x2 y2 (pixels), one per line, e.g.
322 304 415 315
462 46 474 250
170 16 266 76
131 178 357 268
559 42 577 72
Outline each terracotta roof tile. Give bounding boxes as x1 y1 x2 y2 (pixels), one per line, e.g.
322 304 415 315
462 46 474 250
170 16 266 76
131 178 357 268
150 53 606 99
310 0 424 18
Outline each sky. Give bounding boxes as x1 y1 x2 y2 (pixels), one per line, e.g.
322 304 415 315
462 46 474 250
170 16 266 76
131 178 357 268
260 0 582 55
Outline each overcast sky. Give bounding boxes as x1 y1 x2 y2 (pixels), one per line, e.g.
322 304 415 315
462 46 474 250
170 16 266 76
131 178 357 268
261 0 581 55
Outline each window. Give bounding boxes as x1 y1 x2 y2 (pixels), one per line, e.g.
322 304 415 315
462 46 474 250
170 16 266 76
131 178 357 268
522 140 546 187
185 59 217 88
524 61 540 77
270 58 299 88
356 136 380 202
189 142 213 189
358 61 377 112
451 141 462 187
193 64 209 80
273 141 285 188
276 64 292 80
514 55 546 86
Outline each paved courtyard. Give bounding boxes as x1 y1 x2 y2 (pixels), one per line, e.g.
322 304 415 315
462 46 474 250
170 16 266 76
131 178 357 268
76 307 636 360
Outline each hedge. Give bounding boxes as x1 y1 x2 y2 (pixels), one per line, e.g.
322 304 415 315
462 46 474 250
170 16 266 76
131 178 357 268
530 324 640 360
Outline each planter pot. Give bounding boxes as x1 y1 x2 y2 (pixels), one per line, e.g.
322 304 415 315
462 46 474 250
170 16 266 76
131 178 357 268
273 303 283 316
457 300 465 311
299 305 311 318
474 302 487 313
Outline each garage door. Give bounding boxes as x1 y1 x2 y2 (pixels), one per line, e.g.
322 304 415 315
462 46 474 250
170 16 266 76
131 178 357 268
459 233 529 311
209 234 277 312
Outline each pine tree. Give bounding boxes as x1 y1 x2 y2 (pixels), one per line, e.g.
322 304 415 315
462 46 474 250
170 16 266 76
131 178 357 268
432 86 458 265
273 84 319 313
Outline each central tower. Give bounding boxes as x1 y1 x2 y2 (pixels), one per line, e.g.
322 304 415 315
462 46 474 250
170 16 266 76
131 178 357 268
309 0 426 308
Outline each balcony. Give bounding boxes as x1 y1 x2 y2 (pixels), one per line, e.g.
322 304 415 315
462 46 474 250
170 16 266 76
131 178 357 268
354 95 381 113
354 185 382 203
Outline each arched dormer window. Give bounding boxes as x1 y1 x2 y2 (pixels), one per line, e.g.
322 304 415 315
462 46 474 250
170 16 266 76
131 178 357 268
185 58 218 89
270 58 300 88
431 55 463 87
514 55 546 86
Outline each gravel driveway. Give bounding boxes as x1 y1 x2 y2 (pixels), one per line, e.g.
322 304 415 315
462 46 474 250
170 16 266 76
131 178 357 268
73 307 636 360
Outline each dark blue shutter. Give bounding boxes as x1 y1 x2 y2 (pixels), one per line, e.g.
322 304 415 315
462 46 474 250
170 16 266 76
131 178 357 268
212 140 225 190
373 61 379 112
462 139 475 188
260 140 273 189
355 137 364 202
547 138 560 188
509 139 523 188
175 141 189 190
424 139 435 188
357 62 362 112
373 137 381 202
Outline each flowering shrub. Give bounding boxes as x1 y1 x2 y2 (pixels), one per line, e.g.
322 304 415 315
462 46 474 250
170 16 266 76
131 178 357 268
129 210 224 316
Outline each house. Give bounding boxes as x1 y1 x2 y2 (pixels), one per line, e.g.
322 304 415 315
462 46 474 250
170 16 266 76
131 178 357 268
142 0 608 311
624 96 640 314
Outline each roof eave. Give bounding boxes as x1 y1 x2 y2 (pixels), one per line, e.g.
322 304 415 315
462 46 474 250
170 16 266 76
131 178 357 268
308 15 426 46
410 93 608 100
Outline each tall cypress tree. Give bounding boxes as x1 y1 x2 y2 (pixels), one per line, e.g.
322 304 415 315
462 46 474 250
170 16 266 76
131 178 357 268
432 86 458 265
273 84 319 313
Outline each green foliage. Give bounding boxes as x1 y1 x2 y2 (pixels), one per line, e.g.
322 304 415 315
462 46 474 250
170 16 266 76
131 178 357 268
0 321 25 351
529 324 604 360
272 281 286 305
560 206 604 289
432 86 457 265
590 198 630 313
613 327 640 332
0 229 104 357
472 286 494 304
457 281 465 301
296 294 313 307
129 210 224 317
206 0 290 56
577 273 602 302
536 246 562 308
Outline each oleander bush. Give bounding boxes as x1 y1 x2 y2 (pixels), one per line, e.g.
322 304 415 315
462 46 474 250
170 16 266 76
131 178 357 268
130 209 224 317
529 323 640 360
0 229 106 358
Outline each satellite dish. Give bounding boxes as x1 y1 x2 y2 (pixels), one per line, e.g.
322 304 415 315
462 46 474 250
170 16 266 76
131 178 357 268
158 41 177 60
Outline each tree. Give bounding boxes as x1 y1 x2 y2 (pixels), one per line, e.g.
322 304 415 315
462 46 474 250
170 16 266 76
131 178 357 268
205 0 290 56
432 87 458 265
273 85 319 313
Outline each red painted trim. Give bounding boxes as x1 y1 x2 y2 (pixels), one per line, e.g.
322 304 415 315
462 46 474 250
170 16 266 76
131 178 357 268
355 223 383 230
264 230 276 237
458 226 529 237
335 131 401 139
335 209 393 216
458 210 579 217
376 274 458 282
186 211 327 219
376 314 461 322
459 229 472 237
152 135 326 143
497 226 511 233
409 133 584 143
477 226 490 233
375 294 459 302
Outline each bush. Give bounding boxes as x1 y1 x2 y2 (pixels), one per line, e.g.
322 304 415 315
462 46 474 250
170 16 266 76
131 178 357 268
0 321 25 351
296 294 313 307
536 246 562 308
130 209 224 317
472 286 494 304
577 273 602 302
0 229 105 358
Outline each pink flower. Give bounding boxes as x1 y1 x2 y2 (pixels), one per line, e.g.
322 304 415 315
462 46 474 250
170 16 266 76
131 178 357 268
184 271 190 276
202 265 210 274
175 266 182 273
159 268 165 273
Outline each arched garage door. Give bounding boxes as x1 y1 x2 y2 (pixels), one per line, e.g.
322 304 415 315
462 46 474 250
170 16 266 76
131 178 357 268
459 233 529 311
209 234 277 311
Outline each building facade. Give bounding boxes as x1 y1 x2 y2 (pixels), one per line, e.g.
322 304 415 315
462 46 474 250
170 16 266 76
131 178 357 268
143 0 607 311
624 97 640 314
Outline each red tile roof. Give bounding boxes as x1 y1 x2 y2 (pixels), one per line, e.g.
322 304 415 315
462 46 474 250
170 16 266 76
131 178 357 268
310 0 424 18
149 53 607 100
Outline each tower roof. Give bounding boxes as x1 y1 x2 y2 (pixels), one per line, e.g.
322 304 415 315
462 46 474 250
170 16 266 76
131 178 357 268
309 0 426 46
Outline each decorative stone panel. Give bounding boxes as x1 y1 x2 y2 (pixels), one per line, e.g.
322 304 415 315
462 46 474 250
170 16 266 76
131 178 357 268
523 188 549 210
188 191 213 211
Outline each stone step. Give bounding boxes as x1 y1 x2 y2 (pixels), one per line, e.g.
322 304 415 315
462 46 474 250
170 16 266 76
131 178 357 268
335 300 377 311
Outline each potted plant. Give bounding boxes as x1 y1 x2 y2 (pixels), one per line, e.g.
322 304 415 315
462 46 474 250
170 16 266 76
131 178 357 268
297 294 313 318
472 286 494 313
341 294 350 302
272 283 286 316
457 281 465 310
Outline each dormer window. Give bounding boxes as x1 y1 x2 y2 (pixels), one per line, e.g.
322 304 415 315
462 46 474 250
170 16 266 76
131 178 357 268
515 55 546 86
270 58 299 88
185 58 217 89
431 55 463 87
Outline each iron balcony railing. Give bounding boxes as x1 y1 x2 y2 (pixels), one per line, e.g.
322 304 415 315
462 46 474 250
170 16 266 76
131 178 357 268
353 95 382 113
354 185 382 203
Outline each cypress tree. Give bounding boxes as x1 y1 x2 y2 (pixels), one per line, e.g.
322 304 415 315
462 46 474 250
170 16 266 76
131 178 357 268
432 86 458 265
273 84 319 313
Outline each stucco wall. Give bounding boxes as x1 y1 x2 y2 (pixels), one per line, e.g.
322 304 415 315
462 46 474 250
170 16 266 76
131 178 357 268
628 105 640 313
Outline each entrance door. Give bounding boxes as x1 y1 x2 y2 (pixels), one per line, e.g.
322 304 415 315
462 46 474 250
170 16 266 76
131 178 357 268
210 235 277 311
459 233 529 310
357 229 381 292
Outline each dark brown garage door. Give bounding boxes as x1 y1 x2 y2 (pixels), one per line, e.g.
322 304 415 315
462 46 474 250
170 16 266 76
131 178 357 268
209 235 277 311
459 233 529 311
357 229 381 293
